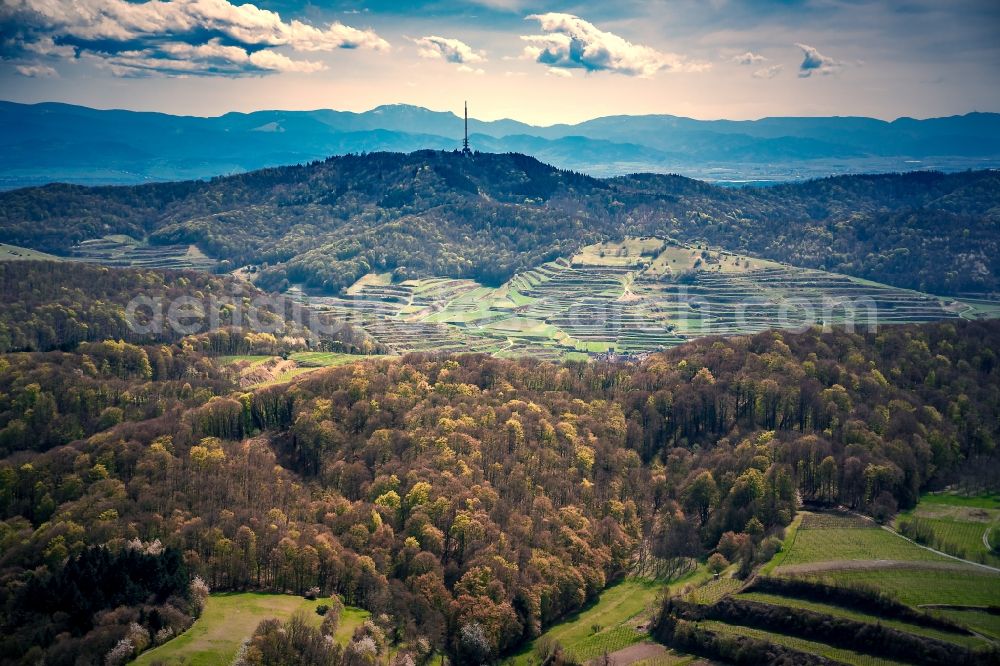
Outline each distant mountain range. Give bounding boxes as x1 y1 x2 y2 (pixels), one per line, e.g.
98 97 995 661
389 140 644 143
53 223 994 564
1 101 999 188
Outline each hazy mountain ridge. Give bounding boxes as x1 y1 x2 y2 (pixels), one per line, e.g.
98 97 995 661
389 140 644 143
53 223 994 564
2 101 999 188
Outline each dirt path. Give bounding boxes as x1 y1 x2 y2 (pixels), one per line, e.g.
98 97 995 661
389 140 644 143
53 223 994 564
777 559 985 575
590 641 666 665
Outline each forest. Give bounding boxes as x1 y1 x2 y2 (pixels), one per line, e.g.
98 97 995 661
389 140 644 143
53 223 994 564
0 261 374 354
1 151 998 295
1 275 998 664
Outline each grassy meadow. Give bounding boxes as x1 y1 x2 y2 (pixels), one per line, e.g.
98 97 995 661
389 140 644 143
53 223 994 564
895 491 1000 567
135 593 368 666
504 572 708 665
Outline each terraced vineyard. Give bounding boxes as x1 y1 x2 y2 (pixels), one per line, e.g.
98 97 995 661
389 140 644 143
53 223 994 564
658 510 1000 666
69 234 217 271
290 238 989 359
697 620 911 666
771 512 999 646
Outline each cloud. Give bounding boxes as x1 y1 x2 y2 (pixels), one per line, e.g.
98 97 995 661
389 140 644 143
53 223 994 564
0 0 389 77
412 36 485 65
731 51 766 65
457 64 485 75
546 67 572 78
795 43 843 77
467 0 527 11
14 63 58 77
752 64 783 79
84 39 326 76
521 13 708 77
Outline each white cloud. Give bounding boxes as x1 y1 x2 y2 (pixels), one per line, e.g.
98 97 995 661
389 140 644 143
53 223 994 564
795 43 843 77
14 63 58 77
0 0 388 77
412 36 485 64
248 49 325 73
457 64 485 75
731 51 766 65
546 67 572 78
521 13 708 77
752 64 783 79
467 0 528 11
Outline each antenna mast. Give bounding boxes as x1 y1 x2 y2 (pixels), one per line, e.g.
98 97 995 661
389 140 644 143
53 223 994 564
462 101 471 154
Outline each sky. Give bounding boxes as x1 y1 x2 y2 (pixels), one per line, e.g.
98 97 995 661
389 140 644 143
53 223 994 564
0 0 998 125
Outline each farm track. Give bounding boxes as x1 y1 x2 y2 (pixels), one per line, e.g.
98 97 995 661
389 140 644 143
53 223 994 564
775 558 985 575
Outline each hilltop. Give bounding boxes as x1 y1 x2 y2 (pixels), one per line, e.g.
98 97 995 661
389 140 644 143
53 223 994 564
1 150 998 295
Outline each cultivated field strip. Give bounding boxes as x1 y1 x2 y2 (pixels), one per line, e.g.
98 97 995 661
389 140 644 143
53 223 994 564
70 235 218 271
698 620 911 666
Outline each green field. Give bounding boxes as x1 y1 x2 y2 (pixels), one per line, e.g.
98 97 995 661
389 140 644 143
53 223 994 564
774 512 951 570
136 593 368 665
896 492 1000 566
218 355 273 366
288 351 384 367
735 591 986 648
218 352 380 388
802 568 1000 608
504 573 707 665
762 509 1000 645
657 510 1000 666
758 512 803 576
698 620 910 666
933 609 1000 641
917 492 1000 510
293 238 981 360
0 243 62 261
685 576 743 605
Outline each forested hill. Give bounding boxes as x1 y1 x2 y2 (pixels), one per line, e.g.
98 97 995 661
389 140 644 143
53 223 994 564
2 319 999 662
1 150 998 295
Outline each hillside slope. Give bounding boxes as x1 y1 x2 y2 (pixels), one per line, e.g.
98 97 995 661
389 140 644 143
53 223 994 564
2 151 998 295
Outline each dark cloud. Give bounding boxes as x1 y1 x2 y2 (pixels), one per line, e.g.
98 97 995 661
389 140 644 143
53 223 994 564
796 42 842 77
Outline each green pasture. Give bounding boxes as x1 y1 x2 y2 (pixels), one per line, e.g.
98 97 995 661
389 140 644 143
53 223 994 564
504 573 704 665
136 592 368 666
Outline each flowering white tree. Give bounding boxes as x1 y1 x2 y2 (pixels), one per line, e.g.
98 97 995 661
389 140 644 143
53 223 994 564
190 575 211 614
104 638 134 666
